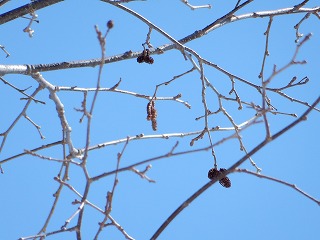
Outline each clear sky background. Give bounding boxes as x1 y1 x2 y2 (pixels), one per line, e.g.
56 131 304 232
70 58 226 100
0 0 319 239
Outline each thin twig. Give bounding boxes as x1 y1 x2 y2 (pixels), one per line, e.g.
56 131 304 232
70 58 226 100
0 140 63 165
294 12 311 43
59 85 191 109
19 226 77 240
0 85 43 153
24 149 80 165
55 176 135 240
94 137 129 240
264 33 311 86
131 165 156 183
82 24 109 164
0 45 10 57
293 0 310 10
23 114 45 139
0 77 45 104
235 168 320 205
22 11 38 37
260 16 273 140
180 0 211 10
86 115 260 153
37 163 71 237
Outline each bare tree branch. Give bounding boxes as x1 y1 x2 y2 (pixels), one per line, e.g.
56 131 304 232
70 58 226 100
234 168 320 206
1 2 319 239
180 0 211 10
0 0 63 25
150 96 320 240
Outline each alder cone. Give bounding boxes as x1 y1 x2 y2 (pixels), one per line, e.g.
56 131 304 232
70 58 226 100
207 167 231 188
219 168 231 188
136 49 154 64
208 168 220 180
137 55 144 63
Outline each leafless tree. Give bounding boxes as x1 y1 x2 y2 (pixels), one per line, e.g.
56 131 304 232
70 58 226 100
0 0 319 239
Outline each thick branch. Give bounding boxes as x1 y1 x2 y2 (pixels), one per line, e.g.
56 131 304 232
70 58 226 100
0 6 318 74
0 0 63 25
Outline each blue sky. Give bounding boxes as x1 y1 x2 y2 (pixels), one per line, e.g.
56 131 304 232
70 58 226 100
1 1 319 239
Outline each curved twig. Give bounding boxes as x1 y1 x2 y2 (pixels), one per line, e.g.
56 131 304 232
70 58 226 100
235 168 320 205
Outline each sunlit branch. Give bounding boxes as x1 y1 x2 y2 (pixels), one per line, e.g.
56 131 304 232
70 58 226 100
22 11 38 38
58 86 191 109
180 0 211 10
0 6 317 75
31 73 79 158
91 117 260 182
24 149 80 165
86 115 260 152
177 5 319 46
